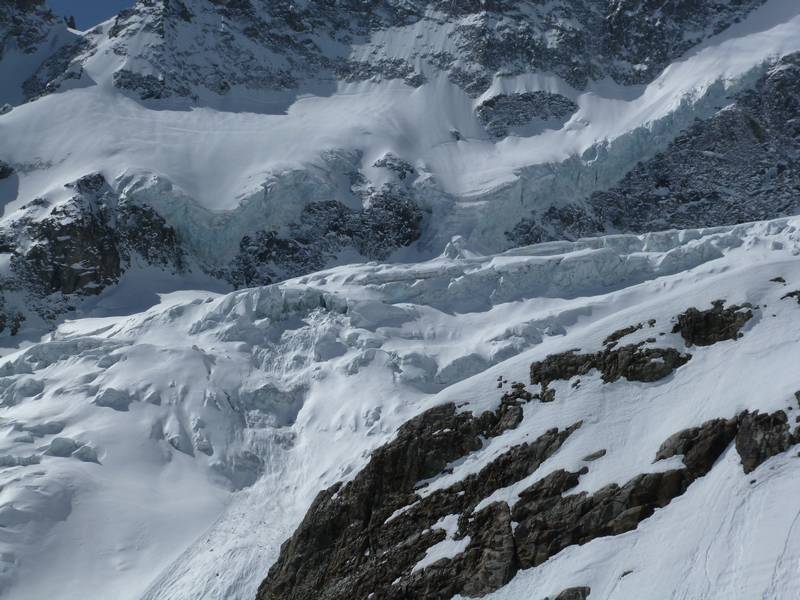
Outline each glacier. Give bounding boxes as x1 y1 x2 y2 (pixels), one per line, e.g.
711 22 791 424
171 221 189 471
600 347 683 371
1 0 800 598
0 216 798 598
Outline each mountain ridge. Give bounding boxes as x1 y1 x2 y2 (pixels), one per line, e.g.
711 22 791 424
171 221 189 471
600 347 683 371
1 2 800 598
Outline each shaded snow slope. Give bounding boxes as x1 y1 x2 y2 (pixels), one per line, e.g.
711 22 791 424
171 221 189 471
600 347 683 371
0 216 798 598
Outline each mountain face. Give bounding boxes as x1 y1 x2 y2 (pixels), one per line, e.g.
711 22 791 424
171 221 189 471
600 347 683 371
0 0 76 105
508 51 800 244
0 1 800 599
1 0 798 334
2 215 800 600
22 0 769 102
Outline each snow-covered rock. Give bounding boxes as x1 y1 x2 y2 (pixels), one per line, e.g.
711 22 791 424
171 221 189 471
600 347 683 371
0 216 796 598
0 1 800 598
0 1 799 332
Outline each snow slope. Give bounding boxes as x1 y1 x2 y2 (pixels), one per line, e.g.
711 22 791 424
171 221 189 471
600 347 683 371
2 2 800 598
0 215 799 599
1 1 799 260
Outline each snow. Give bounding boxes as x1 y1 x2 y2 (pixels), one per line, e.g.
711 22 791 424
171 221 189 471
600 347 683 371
411 514 470 574
1 1 800 598
0 215 797 598
0 23 75 106
465 451 800 600
2 1 800 257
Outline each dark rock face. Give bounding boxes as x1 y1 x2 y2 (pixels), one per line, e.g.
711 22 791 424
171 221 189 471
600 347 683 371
437 0 764 93
9 174 185 297
228 192 423 287
512 467 692 569
0 0 59 59
781 290 800 305
506 204 602 247
589 52 800 233
13 193 122 296
506 52 800 246
258 396 580 600
671 300 753 347
476 92 578 138
526 303 737 400
259 402 781 600
0 160 13 180
101 0 422 102
0 0 82 106
582 449 606 462
603 323 641 346
116 202 186 270
656 418 739 476
0 173 185 331
113 69 191 101
17 0 764 104
338 57 425 87
603 321 652 347
601 0 767 84
660 410 798 476
258 304 797 600
228 231 323 289
22 37 88 100
552 587 591 600
736 410 797 474
529 344 691 401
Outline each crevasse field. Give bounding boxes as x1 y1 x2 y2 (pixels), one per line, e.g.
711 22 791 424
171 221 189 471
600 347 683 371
1 1 800 599
1 219 799 599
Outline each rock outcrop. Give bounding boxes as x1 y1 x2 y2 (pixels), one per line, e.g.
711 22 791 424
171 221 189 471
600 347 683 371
228 192 423 288
529 344 691 402
259 398 797 600
671 300 753 347
14 0 767 105
0 0 61 59
257 398 580 600
0 160 13 180
551 588 591 600
588 52 800 233
476 92 578 138
735 410 798 474
656 418 739 476
782 290 800 305
506 52 800 246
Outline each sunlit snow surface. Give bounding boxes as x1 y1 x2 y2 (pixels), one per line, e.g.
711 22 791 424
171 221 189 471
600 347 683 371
0 217 799 599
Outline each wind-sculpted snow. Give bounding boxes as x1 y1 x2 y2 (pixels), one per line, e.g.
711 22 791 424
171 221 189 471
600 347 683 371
0 217 797 598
